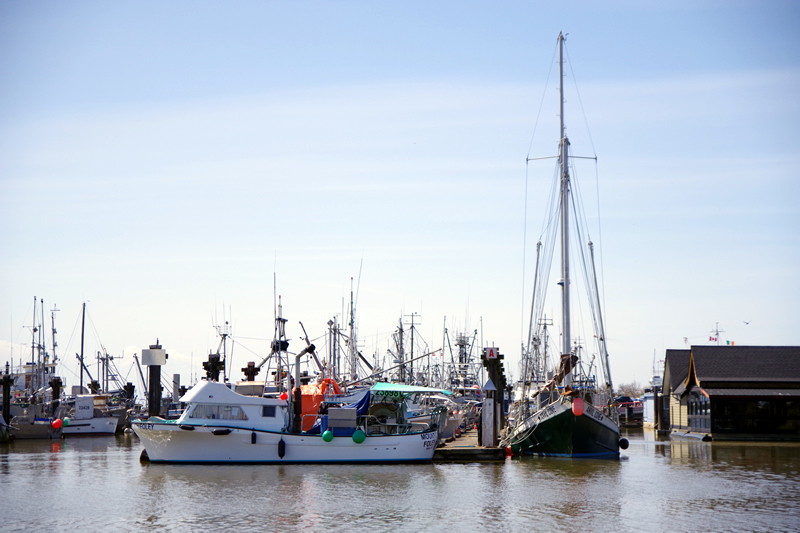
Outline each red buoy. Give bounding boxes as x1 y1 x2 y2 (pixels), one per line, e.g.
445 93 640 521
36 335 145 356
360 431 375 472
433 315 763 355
572 397 585 416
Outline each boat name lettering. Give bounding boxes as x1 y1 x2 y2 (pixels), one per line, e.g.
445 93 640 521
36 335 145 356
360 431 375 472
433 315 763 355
77 405 91 410
584 403 604 421
541 405 557 419
423 439 436 450
421 432 436 441
136 423 155 430
375 390 404 398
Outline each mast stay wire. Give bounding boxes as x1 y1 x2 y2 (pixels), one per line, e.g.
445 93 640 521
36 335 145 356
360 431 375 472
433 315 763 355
564 39 607 323
522 38 559 353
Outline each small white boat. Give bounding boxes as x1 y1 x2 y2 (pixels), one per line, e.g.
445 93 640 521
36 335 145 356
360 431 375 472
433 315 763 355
407 392 463 441
132 380 444 463
61 395 118 435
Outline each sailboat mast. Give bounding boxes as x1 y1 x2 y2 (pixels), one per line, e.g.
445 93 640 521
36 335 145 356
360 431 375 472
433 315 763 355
40 298 45 394
31 296 37 392
80 302 86 390
558 32 572 381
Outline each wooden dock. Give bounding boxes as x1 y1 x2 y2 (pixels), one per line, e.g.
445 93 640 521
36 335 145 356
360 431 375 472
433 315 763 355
432 427 507 462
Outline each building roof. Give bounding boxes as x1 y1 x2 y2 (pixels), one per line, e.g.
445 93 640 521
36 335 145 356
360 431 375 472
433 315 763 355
690 346 800 383
664 349 691 392
702 388 800 398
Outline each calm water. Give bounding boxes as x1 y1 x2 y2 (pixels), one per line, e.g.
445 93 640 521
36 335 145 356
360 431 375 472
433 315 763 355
1 429 799 532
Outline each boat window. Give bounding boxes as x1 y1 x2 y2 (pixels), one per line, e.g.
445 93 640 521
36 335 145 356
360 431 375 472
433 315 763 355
262 405 276 417
188 404 248 420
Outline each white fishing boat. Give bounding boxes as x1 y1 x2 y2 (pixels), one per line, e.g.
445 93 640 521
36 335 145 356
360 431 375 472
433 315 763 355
407 391 463 442
60 394 118 435
132 379 445 463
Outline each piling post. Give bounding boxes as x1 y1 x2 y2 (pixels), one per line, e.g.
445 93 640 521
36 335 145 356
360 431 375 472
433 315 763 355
142 342 167 418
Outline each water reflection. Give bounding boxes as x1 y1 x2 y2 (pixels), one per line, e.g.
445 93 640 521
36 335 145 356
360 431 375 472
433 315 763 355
1 432 799 532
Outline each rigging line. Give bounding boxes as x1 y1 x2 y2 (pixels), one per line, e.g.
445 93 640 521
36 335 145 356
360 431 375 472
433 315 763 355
533 163 559 325
12 298 35 347
570 158 604 354
86 308 106 357
569 150 593 245
521 162 530 352
355 257 364 311
526 40 559 159
58 309 82 375
570 219 591 357
594 159 607 323
563 41 597 158
546 162 561 238
570 182 604 368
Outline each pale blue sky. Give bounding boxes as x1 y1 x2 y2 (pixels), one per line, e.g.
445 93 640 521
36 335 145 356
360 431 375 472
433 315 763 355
2 1 798 392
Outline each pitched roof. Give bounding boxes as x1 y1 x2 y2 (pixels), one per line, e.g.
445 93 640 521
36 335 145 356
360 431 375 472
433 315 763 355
664 349 691 391
702 388 800 397
690 346 800 383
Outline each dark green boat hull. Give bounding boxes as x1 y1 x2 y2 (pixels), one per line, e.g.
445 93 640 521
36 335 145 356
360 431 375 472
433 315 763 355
512 407 620 458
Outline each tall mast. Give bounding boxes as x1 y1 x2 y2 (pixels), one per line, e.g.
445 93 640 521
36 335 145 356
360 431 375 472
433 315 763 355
31 296 37 392
79 302 86 390
39 298 45 393
50 304 59 366
589 241 612 390
31 296 39 378
558 31 572 386
349 277 358 382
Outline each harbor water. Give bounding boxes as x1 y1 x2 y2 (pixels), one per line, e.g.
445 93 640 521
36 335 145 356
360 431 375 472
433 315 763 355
1 429 798 532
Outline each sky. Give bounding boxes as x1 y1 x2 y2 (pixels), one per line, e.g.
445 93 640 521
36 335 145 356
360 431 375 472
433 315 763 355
1 1 799 398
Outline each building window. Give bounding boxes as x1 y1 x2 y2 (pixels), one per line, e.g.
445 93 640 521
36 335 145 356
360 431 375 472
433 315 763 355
711 398 800 435
688 391 710 430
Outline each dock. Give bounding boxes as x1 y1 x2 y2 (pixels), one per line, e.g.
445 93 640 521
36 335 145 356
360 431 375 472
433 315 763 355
432 427 507 462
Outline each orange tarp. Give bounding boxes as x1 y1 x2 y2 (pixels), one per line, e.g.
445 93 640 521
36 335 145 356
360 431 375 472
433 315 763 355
296 379 343 432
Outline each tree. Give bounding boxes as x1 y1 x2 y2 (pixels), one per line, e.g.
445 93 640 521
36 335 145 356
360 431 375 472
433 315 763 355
616 381 643 398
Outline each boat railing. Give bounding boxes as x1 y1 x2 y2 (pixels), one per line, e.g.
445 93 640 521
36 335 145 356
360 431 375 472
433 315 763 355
301 412 437 436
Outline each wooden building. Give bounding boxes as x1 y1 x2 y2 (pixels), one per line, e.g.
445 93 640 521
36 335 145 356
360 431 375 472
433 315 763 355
662 346 800 441
659 349 690 434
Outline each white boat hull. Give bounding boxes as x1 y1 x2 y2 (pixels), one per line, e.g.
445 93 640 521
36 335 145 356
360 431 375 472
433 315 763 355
133 421 438 463
63 416 118 435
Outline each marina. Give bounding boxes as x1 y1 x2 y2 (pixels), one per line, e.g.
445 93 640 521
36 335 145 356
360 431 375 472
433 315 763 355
2 3 799 532
1 429 799 531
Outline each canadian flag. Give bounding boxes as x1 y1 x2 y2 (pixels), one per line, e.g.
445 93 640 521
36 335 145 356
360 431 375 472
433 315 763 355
709 336 717 342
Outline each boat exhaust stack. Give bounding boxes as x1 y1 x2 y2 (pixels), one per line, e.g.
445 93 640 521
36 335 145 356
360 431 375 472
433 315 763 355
293 344 316 433
142 342 167 418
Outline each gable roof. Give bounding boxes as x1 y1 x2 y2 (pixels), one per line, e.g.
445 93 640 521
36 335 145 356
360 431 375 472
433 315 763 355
689 346 800 383
663 349 691 392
